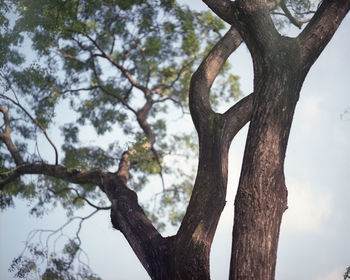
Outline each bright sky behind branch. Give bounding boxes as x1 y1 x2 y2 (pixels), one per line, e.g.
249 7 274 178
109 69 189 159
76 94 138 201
1 1 349 279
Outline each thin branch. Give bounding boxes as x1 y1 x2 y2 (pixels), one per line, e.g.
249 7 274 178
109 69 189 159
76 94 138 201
48 186 111 211
16 209 101 277
54 50 86 64
279 0 311 29
58 86 99 95
151 57 197 96
0 94 59 165
89 56 138 114
85 34 149 94
136 42 153 88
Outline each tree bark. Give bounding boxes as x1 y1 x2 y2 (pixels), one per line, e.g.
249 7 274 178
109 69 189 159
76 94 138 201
227 1 350 279
202 1 350 279
230 38 304 280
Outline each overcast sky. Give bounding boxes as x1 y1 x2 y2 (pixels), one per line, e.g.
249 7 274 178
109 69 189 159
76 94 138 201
1 1 349 280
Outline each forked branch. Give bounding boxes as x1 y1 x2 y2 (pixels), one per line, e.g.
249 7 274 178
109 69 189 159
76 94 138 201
190 26 243 133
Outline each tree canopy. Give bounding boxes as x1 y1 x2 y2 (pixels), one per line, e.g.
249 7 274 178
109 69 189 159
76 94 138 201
1 0 349 279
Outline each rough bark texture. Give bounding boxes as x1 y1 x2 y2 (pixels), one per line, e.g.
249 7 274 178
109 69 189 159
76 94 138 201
203 0 350 279
1 0 349 279
230 39 304 279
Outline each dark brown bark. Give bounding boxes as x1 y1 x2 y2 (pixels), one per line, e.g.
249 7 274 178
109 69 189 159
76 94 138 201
202 0 350 279
2 1 348 279
169 25 252 279
230 38 304 279
0 24 252 279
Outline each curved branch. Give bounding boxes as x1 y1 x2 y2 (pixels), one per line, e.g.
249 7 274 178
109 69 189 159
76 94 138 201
12 209 101 278
86 34 149 94
298 0 350 73
48 186 111 211
280 1 302 28
0 94 59 165
89 56 138 114
189 26 242 133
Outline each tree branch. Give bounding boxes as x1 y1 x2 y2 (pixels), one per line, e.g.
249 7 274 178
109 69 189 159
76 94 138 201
280 0 306 29
298 0 350 72
85 34 149 94
202 0 236 25
0 94 59 165
0 163 105 191
48 186 111 211
0 106 24 165
222 93 254 143
89 56 138 114
151 57 196 96
189 26 242 134
116 151 131 184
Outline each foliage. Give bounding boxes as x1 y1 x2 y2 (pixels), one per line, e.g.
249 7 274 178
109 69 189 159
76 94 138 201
0 0 238 277
0 0 329 278
345 266 350 280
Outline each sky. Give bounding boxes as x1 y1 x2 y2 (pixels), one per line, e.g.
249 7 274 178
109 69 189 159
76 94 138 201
1 1 350 280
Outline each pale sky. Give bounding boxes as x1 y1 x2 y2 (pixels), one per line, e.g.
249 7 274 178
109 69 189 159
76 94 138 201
1 1 349 279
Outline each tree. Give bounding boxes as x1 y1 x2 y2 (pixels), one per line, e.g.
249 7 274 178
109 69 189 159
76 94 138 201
0 0 349 279
345 266 350 280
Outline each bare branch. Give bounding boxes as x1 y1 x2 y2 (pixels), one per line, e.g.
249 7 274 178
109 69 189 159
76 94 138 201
14 209 102 277
279 0 310 29
48 186 111 211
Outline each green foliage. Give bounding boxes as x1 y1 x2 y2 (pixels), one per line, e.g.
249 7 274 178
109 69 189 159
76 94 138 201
345 266 350 280
62 144 115 171
1 0 242 277
10 241 101 280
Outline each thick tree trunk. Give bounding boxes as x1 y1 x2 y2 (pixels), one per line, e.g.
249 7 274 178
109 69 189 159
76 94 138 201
174 117 230 279
230 37 305 279
106 122 230 279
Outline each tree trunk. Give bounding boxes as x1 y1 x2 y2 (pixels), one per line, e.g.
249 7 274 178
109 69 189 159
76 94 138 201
174 118 229 279
230 37 305 279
